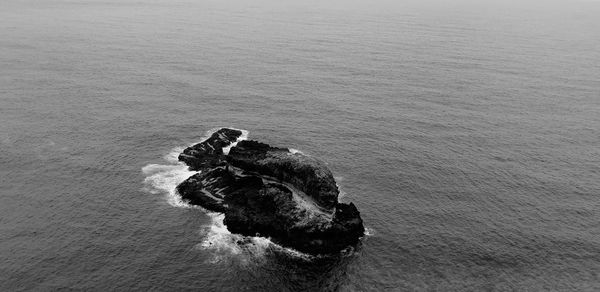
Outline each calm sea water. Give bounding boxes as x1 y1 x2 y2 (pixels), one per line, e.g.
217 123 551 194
1 0 599 290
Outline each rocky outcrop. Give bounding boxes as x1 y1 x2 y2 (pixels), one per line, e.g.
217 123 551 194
176 128 364 254
178 128 242 171
227 140 339 210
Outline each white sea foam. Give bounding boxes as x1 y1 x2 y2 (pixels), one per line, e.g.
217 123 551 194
337 189 346 200
142 162 196 208
335 177 346 200
288 148 303 155
196 213 271 264
197 207 314 263
222 129 249 155
164 146 185 163
141 128 313 261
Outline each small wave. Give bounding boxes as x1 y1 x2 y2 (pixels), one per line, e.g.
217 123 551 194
142 162 196 208
196 213 269 263
364 227 375 237
197 213 315 263
288 148 304 155
164 146 185 163
335 177 347 201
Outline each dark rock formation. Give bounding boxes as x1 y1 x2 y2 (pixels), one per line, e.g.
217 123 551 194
176 168 236 213
227 140 339 210
178 128 242 171
176 128 364 254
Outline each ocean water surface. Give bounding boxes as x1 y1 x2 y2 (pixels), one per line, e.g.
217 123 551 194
1 0 599 290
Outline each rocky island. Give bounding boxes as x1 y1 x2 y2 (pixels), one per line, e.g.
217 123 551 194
177 128 365 254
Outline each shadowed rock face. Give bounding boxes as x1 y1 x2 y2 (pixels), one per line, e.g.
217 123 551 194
178 128 242 171
176 128 364 254
227 140 339 210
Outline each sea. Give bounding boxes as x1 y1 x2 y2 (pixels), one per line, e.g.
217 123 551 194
1 0 599 290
